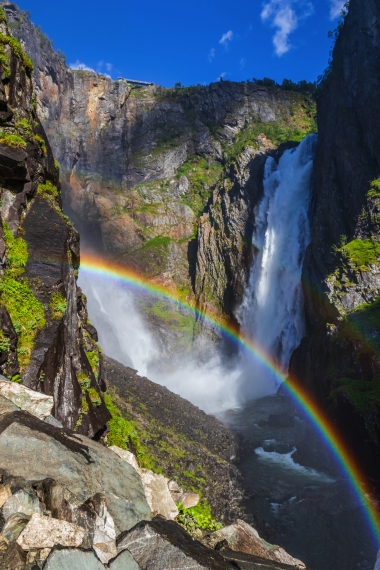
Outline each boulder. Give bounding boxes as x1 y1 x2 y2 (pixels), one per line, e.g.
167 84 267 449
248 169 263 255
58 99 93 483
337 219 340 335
168 480 199 509
117 519 232 570
0 394 20 416
0 378 53 420
0 411 151 533
109 549 141 570
2 489 43 520
202 520 305 568
0 542 27 569
139 469 178 520
109 446 139 471
43 547 106 569
16 513 85 550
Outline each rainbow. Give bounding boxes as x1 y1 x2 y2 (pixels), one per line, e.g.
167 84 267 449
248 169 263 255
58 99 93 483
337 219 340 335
80 251 380 548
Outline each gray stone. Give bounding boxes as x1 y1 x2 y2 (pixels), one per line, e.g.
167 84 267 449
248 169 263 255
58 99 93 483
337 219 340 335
109 447 139 471
0 394 20 416
109 549 141 570
43 548 106 570
85 493 117 564
117 519 232 570
0 378 53 420
138 469 178 520
44 415 64 428
0 412 151 533
2 489 42 520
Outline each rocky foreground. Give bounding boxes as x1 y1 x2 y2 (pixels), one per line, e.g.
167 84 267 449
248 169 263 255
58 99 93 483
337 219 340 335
0 378 307 570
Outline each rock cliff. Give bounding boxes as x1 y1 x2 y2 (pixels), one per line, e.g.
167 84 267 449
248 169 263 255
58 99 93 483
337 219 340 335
0 7 110 438
289 0 380 483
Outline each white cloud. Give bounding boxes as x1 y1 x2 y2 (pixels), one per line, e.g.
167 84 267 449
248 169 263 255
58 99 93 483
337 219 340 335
106 63 113 72
217 71 227 81
219 30 233 48
240 57 245 69
208 48 215 62
329 0 345 19
69 60 95 72
261 0 314 57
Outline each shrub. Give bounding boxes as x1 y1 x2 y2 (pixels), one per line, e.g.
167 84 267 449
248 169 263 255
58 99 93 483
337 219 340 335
0 33 33 73
15 119 32 136
176 500 222 532
33 134 47 156
86 350 99 378
342 239 380 271
37 181 59 200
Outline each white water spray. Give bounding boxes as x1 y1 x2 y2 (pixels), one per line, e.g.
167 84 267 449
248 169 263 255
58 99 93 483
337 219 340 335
238 134 317 398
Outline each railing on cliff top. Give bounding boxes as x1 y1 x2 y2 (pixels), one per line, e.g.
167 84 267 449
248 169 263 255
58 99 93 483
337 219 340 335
117 78 154 87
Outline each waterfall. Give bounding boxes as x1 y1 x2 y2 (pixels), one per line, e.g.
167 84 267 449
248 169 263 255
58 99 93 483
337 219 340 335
238 134 317 398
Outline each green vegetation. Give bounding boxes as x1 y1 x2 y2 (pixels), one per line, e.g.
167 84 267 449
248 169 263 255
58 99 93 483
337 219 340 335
176 500 222 533
0 131 26 148
340 238 380 271
37 181 59 200
252 76 316 95
0 330 10 353
86 350 99 378
15 119 32 137
3 223 27 278
54 159 60 171
0 44 10 78
33 134 47 156
87 387 102 407
144 300 194 350
1 223 46 371
104 392 157 470
224 109 317 163
331 376 380 413
49 291 67 320
0 8 7 24
77 372 91 389
176 156 223 216
0 33 33 73
367 178 380 199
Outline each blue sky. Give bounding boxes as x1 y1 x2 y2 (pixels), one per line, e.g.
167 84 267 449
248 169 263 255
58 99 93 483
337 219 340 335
15 0 344 87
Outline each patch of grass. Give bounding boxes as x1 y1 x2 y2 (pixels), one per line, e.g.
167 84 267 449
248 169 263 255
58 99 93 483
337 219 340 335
104 392 157 470
176 500 222 532
33 135 47 156
86 350 99 379
367 179 380 199
0 33 33 73
15 119 32 137
0 8 7 24
176 156 223 217
0 131 26 148
3 223 27 278
330 376 380 413
49 291 67 320
0 44 10 78
145 300 194 350
87 387 102 407
0 330 10 353
2 223 46 371
77 372 91 389
341 239 380 271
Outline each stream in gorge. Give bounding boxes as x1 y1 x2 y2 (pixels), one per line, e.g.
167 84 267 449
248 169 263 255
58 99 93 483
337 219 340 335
78 135 378 569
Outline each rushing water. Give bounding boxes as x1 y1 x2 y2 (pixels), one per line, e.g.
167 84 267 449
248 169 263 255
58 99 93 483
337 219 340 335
237 135 317 399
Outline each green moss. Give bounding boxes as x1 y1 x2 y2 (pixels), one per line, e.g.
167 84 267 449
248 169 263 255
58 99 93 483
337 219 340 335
32 135 47 156
0 45 10 78
342 239 380 271
367 179 380 199
15 119 32 137
77 372 91 389
0 33 33 73
1 223 46 371
0 131 26 148
54 159 60 171
0 330 10 353
0 8 7 24
87 387 102 407
176 500 222 532
3 223 27 278
330 377 380 413
86 350 99 379
144 300 194 351
49 291 67 320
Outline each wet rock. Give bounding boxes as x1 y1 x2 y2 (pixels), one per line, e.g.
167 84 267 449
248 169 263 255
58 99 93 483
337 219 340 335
139 469 178 520
202 520 305 568
0 378 53 420
43 547 106 570
2 489 42 520
267 413 294 428
117 518 232 569
0 411 151 533
109 549 141 570
109 446 139 471
16 513 85 550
